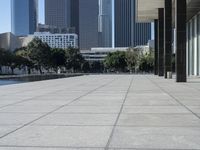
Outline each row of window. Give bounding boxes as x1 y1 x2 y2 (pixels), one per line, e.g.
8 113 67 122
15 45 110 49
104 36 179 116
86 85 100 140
37 36 75 39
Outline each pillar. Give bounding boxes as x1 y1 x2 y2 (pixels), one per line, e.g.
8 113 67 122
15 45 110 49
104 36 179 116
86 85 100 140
154 19 158 75
158 8 164 76
164 0 172 78
175 0 187 82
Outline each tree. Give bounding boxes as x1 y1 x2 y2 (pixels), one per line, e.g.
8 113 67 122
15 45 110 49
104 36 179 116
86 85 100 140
90 61 104 73
139 50 154 72
65 47 84 72
15 47 34 74
50 48 66 73
0 48 9 74
125 48 141 73
27 38 51 73
104 51 127 72
81 61 90 73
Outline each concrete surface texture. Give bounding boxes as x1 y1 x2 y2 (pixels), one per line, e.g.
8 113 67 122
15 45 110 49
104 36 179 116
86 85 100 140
0 75 200 150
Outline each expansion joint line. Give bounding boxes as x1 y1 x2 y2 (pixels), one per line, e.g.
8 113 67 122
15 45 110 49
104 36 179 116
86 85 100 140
146 76 200 120
0 77 117 139
105 75 134 150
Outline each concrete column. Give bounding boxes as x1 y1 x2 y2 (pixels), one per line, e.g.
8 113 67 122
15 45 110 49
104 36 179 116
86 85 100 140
164 0 172 78
175 0 187 82
154 19 158 75
158 8 164 76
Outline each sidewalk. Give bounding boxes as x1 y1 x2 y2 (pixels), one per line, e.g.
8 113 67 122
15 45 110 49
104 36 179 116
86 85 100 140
0 75 200 149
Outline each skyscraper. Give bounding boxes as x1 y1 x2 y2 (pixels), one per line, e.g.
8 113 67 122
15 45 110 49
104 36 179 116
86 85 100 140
45 0 71 28
11 0 38 36
79 0 99 50
98 0 112 47
115 0 151 47
71 0 79 35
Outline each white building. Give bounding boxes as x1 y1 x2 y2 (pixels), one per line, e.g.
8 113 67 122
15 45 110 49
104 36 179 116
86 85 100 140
0 32 33 51
33 32 78 49
81 47 128 62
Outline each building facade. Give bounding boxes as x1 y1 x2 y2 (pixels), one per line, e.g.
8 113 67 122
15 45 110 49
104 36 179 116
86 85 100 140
79 0 99 50
11 0 38 36
187 12 200 76
45 0 71 28
136 0 200 81
81 47 128 62
37 23 76 34
115 0 151 47
34 32 78 49
71 0 79 35
0 32 33 51
98 0 112 47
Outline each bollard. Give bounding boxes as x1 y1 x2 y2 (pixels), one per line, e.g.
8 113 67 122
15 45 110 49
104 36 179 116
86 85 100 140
167 71 172 79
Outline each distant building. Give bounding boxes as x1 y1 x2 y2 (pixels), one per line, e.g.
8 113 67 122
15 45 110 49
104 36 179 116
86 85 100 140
98 0 112 47
45 0 71 28
44 0 79 35
71 0 79 35
114 0 151 47
81 47 128 62
37 23 76 34
0 32 33 51
79 0 99 50
11 0 38 36
33 32 78 49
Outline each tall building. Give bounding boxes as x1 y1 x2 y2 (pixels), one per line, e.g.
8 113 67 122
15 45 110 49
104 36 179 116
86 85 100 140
71 0 79 34
45 0 71 28
11 0 38 36
115 0 151 47
79 0 99 50
98 0 112 47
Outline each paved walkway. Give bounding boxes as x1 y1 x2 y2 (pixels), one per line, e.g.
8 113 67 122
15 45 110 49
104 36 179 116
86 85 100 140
0 75 200 150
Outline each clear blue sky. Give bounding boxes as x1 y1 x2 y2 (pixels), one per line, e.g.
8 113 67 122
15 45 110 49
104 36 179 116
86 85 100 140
0 0 44 34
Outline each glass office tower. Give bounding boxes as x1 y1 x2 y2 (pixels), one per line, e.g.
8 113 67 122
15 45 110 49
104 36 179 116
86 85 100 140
98 0 112 47
115 0 151 47
45 0 71 28
79 0 99 50
11 0 38 36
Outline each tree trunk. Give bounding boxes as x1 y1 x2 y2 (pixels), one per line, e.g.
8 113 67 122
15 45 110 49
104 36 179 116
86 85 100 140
39 67 42 74
11 68 14 75
28 68 31 74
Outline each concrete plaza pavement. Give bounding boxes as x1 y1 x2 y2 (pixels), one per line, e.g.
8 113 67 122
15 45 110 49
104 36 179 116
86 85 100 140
0 75 200 149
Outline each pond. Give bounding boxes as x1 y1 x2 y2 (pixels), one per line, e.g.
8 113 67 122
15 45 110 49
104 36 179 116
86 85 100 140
0 80 24 86
0 74 83 86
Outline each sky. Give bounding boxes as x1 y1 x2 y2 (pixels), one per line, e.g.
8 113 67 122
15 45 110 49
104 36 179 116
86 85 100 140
0 0 44 34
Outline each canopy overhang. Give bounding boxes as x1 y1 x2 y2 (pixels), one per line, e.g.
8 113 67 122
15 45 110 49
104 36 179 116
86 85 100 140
136 0 200 22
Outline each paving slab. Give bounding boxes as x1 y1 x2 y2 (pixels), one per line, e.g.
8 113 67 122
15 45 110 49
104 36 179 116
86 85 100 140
0 113 43 125
32 113 118 126
54 106 121 114
0 75 200 150
0 126 21 137
122 106 191 114
117 114 200 127
0 148 104 150
0 126 112 148
109 127 200 149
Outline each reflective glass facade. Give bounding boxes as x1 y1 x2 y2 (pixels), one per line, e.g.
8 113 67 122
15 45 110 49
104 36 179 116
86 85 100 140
98 0 112 47
79 0 99 50
45 0 71 28
11 0 38 36
115 0 151 47
187 12 200 76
